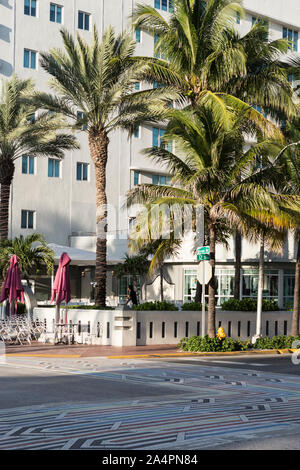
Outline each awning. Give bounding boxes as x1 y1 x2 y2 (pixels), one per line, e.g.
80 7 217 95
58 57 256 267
48 244 96 266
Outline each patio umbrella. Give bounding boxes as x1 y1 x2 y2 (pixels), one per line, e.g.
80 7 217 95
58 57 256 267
51 252 71 324
0 255 24 316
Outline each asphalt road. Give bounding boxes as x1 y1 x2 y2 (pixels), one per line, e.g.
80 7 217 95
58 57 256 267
158 354 300 376
1 353 300 450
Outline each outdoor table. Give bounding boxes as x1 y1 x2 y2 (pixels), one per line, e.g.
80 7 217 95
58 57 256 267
55 323 78 345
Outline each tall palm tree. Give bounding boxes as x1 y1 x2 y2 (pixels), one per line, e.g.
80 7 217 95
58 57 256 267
0 233 55 285
132 0 296 116
275 119 300 335
127 92 287 337
132 0 298 301
36 27 172 306
0 75 79 240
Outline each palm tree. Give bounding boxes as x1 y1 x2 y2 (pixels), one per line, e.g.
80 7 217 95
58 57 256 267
0 233 55 286
132 0 296 116
275 119 300 335
132 0 299 301
127 92 287 337
129 235 181 302
0 75 79 240
36 27 172 306
114 253 150 300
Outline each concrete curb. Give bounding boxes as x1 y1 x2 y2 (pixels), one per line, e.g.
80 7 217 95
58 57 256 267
4 348 298 360
5 354 81 358
107 349 294 359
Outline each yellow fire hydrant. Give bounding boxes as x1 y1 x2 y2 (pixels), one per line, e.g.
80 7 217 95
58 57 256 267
217 326 226 341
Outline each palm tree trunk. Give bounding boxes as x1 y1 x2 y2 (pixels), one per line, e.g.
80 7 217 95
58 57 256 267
88 130 109 306
254 234 265 341
0 160 15 240
159 263 164 302
292 235 300 337
234 231 242 300
208 224 216 337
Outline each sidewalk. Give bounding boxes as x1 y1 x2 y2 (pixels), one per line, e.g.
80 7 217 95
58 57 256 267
3 341 295 358
4 342 180 358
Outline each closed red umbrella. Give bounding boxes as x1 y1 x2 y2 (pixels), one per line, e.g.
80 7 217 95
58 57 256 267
0 255 24 316
51 252 71 325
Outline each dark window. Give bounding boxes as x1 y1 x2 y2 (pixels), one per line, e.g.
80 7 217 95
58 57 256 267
197 321 200 336
247 321 251 337
185 321 189 338
137 322 141 339
162 322 165 338
21 210 34 229
50 3 62 23
77 162 88 181
24 0 36 17
238 321 241 337
78 11 90 30
228 321 231 338
149 322 153 339
174 322 177 338
48 158 60 178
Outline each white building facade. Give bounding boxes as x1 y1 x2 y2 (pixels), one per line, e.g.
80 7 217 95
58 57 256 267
0 0 299 307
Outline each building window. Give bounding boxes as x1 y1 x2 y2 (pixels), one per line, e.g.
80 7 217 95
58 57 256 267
184 269 197 302
134 125 140 138
242 269 278 301
24 49 37 69
215 268 235 306
155 0 173 12
152 127 172 151
152 174 171 185
76 162 88 181
76 111 88 130
154 34 166 59
48 158 60 178
283 270 295 308
283 27 298 52
78 11 90 31
22 155 35 175
24 0 36 17
236 11 241 24
21 210 34 229
50 3 62 23
134 171 139 186
134 82 140 91
136 28 141 43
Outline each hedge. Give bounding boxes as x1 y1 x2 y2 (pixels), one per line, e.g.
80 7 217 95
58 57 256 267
134 301 178 311
179 335 248 352
221 298 279 311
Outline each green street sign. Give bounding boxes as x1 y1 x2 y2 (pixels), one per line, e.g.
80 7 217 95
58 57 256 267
198 246 210 255
197 254 210 261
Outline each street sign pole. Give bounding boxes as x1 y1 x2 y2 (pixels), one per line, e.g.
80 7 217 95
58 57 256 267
201 261 205 337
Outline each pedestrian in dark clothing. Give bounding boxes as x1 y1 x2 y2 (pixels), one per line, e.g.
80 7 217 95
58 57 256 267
126 284 138 307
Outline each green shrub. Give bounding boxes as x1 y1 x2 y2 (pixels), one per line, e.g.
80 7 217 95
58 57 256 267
37 304 114 310
221 298 279 312
181 302 203 311
134 301 178 311
254 335 300 350
179 335 248 352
